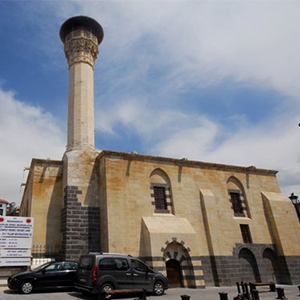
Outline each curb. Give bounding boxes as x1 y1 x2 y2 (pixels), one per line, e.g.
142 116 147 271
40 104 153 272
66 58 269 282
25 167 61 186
0 278 7 287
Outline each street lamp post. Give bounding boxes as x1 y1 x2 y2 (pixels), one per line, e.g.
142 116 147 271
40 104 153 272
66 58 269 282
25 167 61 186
289 193 300 221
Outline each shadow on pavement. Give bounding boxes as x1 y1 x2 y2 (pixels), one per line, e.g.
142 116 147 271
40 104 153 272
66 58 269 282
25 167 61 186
3 287 76 295
67 291 155 299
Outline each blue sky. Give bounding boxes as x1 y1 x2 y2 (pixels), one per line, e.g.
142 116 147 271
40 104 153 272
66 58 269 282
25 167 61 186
1 1 300 204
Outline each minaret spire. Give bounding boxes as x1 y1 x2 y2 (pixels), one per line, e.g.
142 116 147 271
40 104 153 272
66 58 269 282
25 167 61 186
60 16 104 151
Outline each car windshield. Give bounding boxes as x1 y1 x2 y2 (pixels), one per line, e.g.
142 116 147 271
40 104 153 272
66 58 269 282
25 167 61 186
31 262 52 272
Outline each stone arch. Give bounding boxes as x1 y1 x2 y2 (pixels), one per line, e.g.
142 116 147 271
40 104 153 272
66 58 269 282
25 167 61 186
227 176 250 218
163 240 196 288
150 168 171 185
262 247 280 283
150 168 173 214
238 247 261 282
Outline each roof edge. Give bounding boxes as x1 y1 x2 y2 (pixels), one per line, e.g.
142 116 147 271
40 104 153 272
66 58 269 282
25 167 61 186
97 150 278 175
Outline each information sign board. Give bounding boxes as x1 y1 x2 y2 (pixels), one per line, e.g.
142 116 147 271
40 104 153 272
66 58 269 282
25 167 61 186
0 249 31 257
0 216 33 227
0 216 34 267
0 237 32 248
0 257 31 266
0 227 33 237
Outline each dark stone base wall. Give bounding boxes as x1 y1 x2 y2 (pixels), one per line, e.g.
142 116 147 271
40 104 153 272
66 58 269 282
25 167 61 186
146 253 300 289
201 255 300 286
284 256 300 285
145 244 300 288
143 245 300 288
201 244 300 287
61 185 100 261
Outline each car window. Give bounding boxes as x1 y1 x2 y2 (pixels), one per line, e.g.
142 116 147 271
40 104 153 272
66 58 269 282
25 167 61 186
32 262 52 272
45 262 62 272
79 256 94 270
63 262 77 270
114 258 129 271
99 257 114 270
131 259 148 272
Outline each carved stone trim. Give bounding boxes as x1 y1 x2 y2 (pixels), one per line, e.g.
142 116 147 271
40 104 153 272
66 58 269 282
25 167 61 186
63 29 99 69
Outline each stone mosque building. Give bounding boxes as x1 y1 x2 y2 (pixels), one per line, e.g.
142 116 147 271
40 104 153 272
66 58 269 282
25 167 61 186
20 16 300 288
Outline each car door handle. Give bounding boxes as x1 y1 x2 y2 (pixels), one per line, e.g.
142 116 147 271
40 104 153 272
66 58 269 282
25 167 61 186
126 273 131 276
133 274 139 276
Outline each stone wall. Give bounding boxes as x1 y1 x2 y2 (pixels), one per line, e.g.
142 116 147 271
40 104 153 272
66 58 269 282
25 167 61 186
20 159 63 249
61 185 100 261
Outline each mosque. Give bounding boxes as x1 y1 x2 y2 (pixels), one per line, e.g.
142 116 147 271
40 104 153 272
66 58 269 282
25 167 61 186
19 16 300 288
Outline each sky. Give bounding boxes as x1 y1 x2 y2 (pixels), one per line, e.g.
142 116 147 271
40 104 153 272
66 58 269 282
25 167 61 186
1 0 300 205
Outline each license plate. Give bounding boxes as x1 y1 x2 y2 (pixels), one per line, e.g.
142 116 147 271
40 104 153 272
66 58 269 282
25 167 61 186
79 278 87 283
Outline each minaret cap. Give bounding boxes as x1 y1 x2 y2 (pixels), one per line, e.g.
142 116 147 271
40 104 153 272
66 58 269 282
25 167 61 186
59 16 104 45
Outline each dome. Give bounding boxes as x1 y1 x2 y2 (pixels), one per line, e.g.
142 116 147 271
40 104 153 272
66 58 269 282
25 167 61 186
59 16 104 45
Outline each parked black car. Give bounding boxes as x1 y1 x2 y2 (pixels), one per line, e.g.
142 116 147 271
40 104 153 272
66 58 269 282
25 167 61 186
7 261 78 294
74 253 168 297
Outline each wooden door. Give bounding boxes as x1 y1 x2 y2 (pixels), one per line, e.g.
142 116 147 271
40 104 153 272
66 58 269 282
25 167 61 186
166 259 182 288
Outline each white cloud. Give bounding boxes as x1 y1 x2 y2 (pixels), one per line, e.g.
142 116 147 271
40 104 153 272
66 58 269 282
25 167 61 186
85 2 300 98
0 88 65 204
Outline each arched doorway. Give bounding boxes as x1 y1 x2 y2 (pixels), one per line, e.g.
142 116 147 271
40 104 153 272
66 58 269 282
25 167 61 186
262 248 289 283
166 259 183 288
163 240 197 288
239 248 261 282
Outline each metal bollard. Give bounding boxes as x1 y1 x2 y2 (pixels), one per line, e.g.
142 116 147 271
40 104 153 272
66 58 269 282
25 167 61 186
181 295 190 300
236 282 241 294
242 283 249 300
219 292 228 300
276 287 286 299
249 283 255 298
252 289 260 300
241 282 245 294
298 285 300 296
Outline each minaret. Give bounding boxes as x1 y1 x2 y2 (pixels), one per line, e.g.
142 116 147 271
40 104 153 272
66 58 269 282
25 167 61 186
59 16 103 260
60 16 104 151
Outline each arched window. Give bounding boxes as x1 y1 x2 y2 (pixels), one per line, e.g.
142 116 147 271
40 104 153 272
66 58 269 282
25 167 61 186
150 169 173 214
227 177 249 218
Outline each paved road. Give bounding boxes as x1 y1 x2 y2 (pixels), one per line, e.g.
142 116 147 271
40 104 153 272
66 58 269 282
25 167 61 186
0 285 299 300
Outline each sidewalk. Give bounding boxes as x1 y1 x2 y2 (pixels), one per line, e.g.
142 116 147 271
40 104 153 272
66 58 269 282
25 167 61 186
1 279 299 300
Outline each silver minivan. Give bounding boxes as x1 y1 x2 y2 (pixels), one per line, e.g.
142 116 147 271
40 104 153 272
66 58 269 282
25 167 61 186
74 253 168 297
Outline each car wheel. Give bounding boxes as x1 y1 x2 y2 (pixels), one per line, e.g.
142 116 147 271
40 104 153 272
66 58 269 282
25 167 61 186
100 283 114 299
20 281 34 294
153 280 164 296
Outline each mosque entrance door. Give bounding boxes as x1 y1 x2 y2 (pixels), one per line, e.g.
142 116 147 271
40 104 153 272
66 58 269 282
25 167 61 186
166 259 182 287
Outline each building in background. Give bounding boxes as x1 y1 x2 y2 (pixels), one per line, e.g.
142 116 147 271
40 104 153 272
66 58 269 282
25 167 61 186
19 16 300 288
0 198 9 216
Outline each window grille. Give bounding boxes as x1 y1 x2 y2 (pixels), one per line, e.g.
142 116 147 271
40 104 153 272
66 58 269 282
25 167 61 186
154 186 167 210
240 224 252 243
230 191 244 216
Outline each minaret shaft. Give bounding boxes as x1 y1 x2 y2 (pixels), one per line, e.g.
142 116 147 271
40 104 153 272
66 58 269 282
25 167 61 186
68 62 95 150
